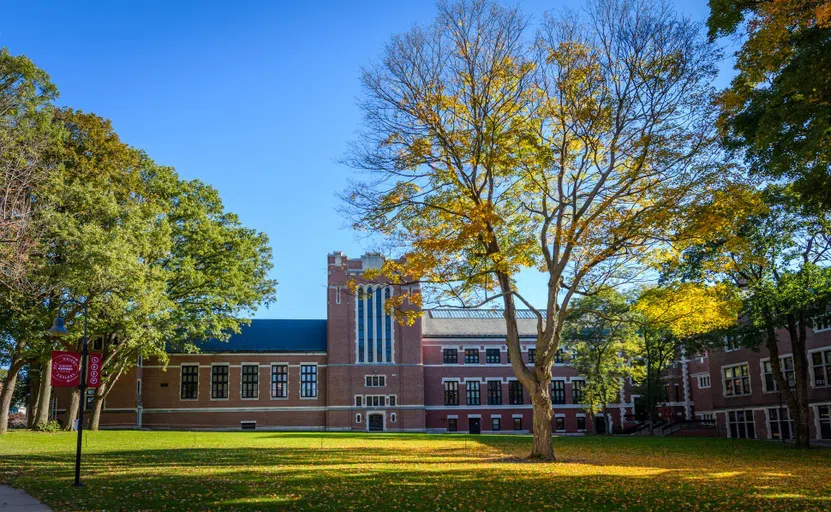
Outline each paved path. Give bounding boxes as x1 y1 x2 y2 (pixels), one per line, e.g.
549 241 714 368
0 486 51 511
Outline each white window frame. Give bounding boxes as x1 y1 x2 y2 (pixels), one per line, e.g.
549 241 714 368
299 362 318 399
760 354 795 393
270 362 289 400
179 363 200 401
210 363 231 401
364 374 387 387
240 362 260 400
809 347 831 388
554 413 566 432
697 375 711 389
576 413 587 432
721 362 752 397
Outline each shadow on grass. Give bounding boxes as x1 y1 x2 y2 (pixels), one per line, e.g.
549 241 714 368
2 436 831 511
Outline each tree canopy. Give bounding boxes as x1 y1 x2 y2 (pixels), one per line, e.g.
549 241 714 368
708 0 831 209
345 0 725 459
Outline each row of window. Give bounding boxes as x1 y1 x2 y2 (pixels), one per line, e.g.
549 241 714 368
727 406 831 440
442 348 571 365
354 395 397 407
445 415 588 432
180 364 318 400
442 379 583 406
720 351 831 398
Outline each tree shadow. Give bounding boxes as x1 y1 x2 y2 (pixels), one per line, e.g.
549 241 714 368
2 434 830 511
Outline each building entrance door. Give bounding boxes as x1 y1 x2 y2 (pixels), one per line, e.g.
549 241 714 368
469 417 481 434
368 414 384 432
595 415 607 434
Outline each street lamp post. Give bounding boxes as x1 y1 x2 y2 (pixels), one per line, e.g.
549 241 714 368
48 299 88 487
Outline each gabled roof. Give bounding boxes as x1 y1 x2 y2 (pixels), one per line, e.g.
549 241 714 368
190 319 327 353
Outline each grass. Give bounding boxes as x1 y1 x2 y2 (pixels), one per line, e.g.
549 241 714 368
1 431 830 511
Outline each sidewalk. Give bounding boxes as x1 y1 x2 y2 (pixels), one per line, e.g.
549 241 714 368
0 486 51 511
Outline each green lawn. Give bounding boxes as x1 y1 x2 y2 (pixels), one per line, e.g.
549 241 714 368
1 431 829 511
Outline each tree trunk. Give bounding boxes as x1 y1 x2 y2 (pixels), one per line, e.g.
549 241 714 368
0 358 25 435
63 388 80 431
768 316 811 448
529 381 554 460
33 357 52 426
90 379 112 431
792 313 811 448
90 392 104 431
27 367 40 428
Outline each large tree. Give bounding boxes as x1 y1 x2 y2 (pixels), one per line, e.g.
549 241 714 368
2 108 277 433
0 49 59 434
564 289 638 434
0 49 59 293
708 0 831 209
344 0 723 459
670 187 831 447
631 283 740 431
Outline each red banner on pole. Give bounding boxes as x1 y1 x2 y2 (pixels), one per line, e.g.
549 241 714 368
51 351 81 387
87 353 102 388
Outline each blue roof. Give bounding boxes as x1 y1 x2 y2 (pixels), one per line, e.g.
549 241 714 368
191 319 327 353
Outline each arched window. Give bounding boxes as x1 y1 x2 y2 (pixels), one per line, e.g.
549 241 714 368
356 285 394 363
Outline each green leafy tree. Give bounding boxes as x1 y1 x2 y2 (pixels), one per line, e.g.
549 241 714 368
671 187 831 447
708 0 831 209
631 283 740 431
0 49 60 435
564 290 639 434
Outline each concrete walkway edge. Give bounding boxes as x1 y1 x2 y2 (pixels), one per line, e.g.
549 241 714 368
0 485 52 511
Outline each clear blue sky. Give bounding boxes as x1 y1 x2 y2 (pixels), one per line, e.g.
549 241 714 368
2 0 729 320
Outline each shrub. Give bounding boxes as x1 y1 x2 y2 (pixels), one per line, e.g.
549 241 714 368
7 412 27 429
33 420 61 433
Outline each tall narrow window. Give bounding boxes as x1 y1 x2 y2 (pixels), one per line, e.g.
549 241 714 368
375 287 383 362
487 381 502 405
509 381 524 405
444 381 459 406
367 288 374 362
768 407 794 440
513 417 522 431
466 381 480 405
551 380 566 404
727 410 756 438
528 349 535 364
576 416 586 431
385 287 392 362
300 365 318 398
357 288 365 363
448 418 458 432
555 416 565 431
241 364 259 399
271 364 288 398
554 349 564 363
211 365 229 399
572 380 584 404
180 365 198 399
356 285 394 363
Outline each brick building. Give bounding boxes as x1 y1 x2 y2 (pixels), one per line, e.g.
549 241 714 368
52 252 831 440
